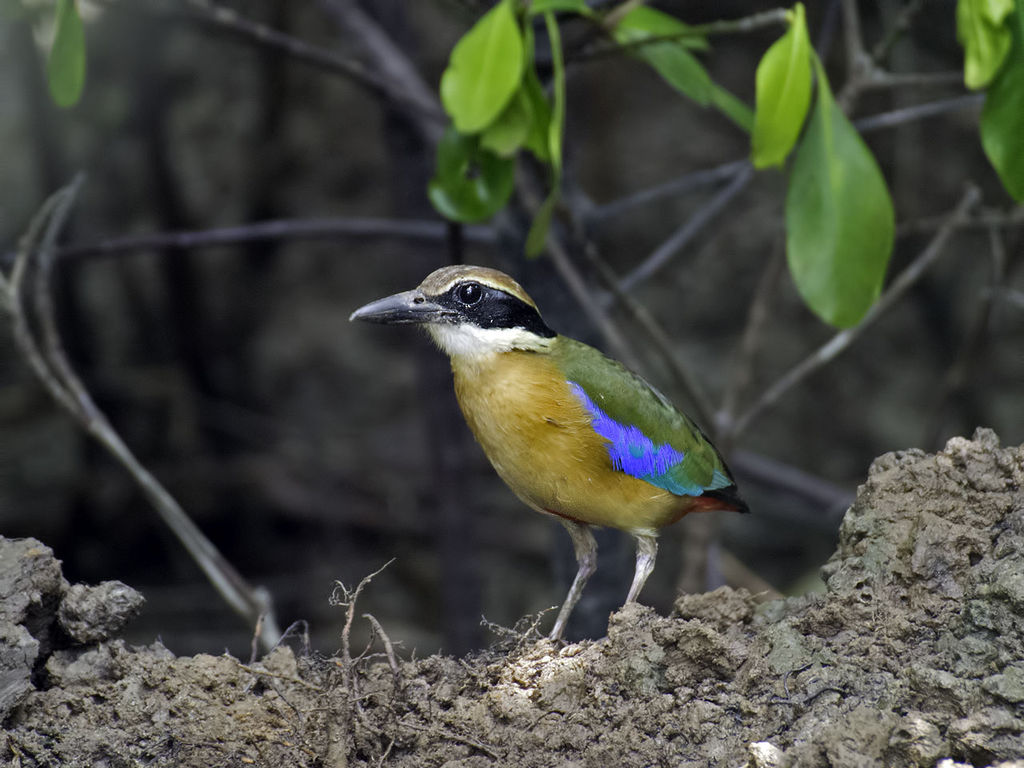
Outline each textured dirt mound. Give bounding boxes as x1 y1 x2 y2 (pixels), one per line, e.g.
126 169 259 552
2 429 1023 767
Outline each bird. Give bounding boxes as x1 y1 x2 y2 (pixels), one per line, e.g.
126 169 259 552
350 265 748 640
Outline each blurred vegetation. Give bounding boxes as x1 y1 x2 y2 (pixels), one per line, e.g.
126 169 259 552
1 0 1022 657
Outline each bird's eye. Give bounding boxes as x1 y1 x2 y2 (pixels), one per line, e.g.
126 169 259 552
456 282 483 306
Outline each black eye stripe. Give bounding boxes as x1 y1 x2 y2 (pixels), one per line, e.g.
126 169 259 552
432 282 556 338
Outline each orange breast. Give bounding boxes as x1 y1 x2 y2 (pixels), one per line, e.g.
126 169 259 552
451 350 697 533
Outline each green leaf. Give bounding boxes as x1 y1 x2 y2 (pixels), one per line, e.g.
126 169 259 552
480 89 533 157
525 192 558 256
521 65 553 161
428 127 516 223
546 10 566 175
48 0 86 108
526 11 566 257
528 0 595 17
613 8 711 105
751 3 813 169
981 2 1024 200
785 59 895 328
488 23 553 162
709 86 755 133
611 6 751 131
440 0 525 133
957 0 1015 89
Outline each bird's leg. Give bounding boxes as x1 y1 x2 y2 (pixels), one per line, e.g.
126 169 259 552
625 533 658 604
549 520 597 641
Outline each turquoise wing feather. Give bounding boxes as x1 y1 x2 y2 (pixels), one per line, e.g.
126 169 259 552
554 337 733 497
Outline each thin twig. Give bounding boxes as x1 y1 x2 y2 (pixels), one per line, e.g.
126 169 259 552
250 614 265 665
233 660 326 693
0 217 495 267
870 0 926 63
618 163 754 294
728 186 981 439
333 560 394 692
276 619 313 657
363 613 401 684
599 0 646 31
397 719 500 761
898 205 1024 237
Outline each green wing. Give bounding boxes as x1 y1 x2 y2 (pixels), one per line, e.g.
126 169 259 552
552 337 732 496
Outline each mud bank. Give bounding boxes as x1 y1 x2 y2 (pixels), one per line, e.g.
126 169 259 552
2 429 1023 767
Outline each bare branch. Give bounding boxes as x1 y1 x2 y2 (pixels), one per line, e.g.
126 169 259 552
730 450 854 522
332 560 394 691
855 70 964 91
516 166 640 371
173 0 445 127
569 219 717 430
544 231 640 371
992 287 1024 309
836 0 875 110
840 0 869 83
838 0 959 111
577 7 789 62
717 245 785 445
727 185 981 440
2 177 282 650
854 94 984 134
4 180 82 417
318 0 444 142
870 0 926 63
363 613 401 684
923 224 1006 447
588 93 982 234
589 159 748 224
898 205 1024 237
0 95 979 273
618 163 753 294
717 547 783 600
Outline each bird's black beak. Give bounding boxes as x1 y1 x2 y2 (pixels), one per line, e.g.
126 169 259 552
349 289 452 325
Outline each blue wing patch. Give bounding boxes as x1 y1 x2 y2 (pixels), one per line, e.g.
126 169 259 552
568 382 731 497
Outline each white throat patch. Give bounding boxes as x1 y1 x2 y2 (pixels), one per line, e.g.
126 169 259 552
427 323 552 359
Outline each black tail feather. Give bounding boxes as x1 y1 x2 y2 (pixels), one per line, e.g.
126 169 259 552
705 485 750 514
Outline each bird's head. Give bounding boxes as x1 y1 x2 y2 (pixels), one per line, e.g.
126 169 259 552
349 265 556 358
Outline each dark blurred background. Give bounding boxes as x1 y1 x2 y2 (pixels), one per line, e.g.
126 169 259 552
1 0 1021 657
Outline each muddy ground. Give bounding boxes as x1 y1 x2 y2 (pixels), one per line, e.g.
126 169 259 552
2 428 1024 767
